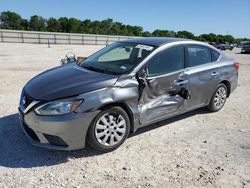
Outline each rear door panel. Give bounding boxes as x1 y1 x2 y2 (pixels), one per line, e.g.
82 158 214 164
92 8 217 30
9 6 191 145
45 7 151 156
185 45 222 108
185 64 222 108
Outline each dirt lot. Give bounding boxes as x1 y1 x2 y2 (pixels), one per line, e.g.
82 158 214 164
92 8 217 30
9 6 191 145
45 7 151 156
0 43 250 188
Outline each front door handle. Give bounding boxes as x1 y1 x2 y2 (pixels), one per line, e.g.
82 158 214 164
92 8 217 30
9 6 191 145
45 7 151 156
211 72 218 77
176 79 188 86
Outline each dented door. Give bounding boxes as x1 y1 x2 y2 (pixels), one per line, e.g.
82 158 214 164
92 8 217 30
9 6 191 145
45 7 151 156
137 46 189 124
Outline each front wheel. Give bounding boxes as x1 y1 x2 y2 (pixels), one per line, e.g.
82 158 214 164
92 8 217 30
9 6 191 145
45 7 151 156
208 83 228 112
87 106 130 152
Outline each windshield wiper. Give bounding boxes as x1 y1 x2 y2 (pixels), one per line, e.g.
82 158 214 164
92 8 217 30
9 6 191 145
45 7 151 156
81 64 120 75
81 64 103 73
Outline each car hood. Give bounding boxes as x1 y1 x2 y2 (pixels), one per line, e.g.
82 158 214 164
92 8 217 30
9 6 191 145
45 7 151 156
24 64 119 101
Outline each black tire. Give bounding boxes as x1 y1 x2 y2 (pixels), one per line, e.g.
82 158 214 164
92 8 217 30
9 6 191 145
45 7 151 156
87 106 130 152
208 83 228 112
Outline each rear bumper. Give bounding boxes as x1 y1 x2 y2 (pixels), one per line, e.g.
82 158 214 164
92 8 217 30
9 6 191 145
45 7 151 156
19 108 99 150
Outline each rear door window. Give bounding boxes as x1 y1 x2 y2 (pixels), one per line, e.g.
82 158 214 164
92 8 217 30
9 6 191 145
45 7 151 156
187 45 212 67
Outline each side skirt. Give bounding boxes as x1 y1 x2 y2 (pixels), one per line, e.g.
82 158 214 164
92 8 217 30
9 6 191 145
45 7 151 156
136 103 207 129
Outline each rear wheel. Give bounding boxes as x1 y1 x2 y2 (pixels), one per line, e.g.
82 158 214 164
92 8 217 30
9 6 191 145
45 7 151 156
208 83 228 112
87 106 130 152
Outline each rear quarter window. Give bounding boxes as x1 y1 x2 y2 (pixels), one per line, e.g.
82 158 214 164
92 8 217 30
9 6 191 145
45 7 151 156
211 49 220 62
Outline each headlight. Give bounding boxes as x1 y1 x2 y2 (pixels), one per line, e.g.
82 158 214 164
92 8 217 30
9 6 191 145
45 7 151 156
35 100 82 115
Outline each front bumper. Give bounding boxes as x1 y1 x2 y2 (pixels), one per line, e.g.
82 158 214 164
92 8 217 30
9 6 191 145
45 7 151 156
19 107 99 150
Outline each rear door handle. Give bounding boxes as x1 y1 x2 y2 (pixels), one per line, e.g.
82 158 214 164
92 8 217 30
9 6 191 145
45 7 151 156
211 72 218 77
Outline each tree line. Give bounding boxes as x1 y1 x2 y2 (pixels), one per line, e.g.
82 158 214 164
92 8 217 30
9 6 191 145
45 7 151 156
0 11 248 44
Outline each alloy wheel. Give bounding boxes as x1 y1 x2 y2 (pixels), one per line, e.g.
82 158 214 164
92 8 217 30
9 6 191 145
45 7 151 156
95 113 126 147
214 87 227 109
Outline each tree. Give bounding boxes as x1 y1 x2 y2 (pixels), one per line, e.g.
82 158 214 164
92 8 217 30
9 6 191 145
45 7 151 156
58 17 69 32
0 11 247 43
0 11 23 30
47 18 60 32
216 35 225 43
91 20 101 34
175 31 195 39
29 15 46 31
142 31 152 37
100 18 113 35
80 19 91 33
132 26 143 36
152 29 176 37
68 18 81 33
199 33 217 42
109 22 123 35
120 24 128 36
21 19 28 30
224 35 235 43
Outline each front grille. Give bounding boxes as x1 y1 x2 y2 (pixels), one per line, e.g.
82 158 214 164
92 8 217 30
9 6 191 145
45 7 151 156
43 134 68 147
22 122 40 141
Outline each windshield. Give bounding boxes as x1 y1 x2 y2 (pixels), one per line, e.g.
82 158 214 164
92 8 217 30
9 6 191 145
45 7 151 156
80 42 155 74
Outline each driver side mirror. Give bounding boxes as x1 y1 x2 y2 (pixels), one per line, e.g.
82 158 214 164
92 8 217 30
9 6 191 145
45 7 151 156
139 67 149 78
138 67 149 87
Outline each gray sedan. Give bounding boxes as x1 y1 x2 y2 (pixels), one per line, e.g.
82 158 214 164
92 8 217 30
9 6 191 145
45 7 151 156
19 38 239 152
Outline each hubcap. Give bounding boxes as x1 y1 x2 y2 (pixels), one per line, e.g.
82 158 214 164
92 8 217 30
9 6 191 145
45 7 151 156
214 87 227 109
95 113 126 146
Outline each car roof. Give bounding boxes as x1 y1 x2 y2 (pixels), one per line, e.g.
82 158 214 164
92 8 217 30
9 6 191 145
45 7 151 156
120 37 193 47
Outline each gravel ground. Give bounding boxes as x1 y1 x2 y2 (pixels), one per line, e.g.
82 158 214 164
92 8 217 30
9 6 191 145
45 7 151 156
0 43 250 188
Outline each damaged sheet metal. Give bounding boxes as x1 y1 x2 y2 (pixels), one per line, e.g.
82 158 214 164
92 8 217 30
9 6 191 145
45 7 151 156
137 70 190 124
76 72 190 131
138 94 184 124
76 75 141 132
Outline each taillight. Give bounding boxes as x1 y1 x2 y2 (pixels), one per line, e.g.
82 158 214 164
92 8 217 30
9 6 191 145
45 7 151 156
233 62 240 71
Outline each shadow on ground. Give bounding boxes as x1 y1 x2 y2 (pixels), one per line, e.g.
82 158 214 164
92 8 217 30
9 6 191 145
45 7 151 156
0 108 209 168
235 52 250 55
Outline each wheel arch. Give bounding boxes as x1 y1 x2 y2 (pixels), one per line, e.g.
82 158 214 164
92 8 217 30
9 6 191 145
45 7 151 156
98 102 135 133
219 80 231 97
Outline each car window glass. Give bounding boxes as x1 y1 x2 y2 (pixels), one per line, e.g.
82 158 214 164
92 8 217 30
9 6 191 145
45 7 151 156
82 42 155 74
211 49 220 61
187 46 212 67
147 46 184 77
98 46 133 62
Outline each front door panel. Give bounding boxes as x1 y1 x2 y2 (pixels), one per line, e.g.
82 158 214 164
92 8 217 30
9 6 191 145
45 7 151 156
138 71 188 124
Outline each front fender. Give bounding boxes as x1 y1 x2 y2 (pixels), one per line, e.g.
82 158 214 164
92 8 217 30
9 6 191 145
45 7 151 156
76 84 141 132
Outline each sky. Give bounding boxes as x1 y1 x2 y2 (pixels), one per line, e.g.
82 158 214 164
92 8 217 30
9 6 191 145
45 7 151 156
0 0 250 38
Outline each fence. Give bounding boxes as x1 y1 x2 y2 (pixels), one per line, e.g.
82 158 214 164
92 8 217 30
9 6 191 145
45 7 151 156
0 29 139 45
